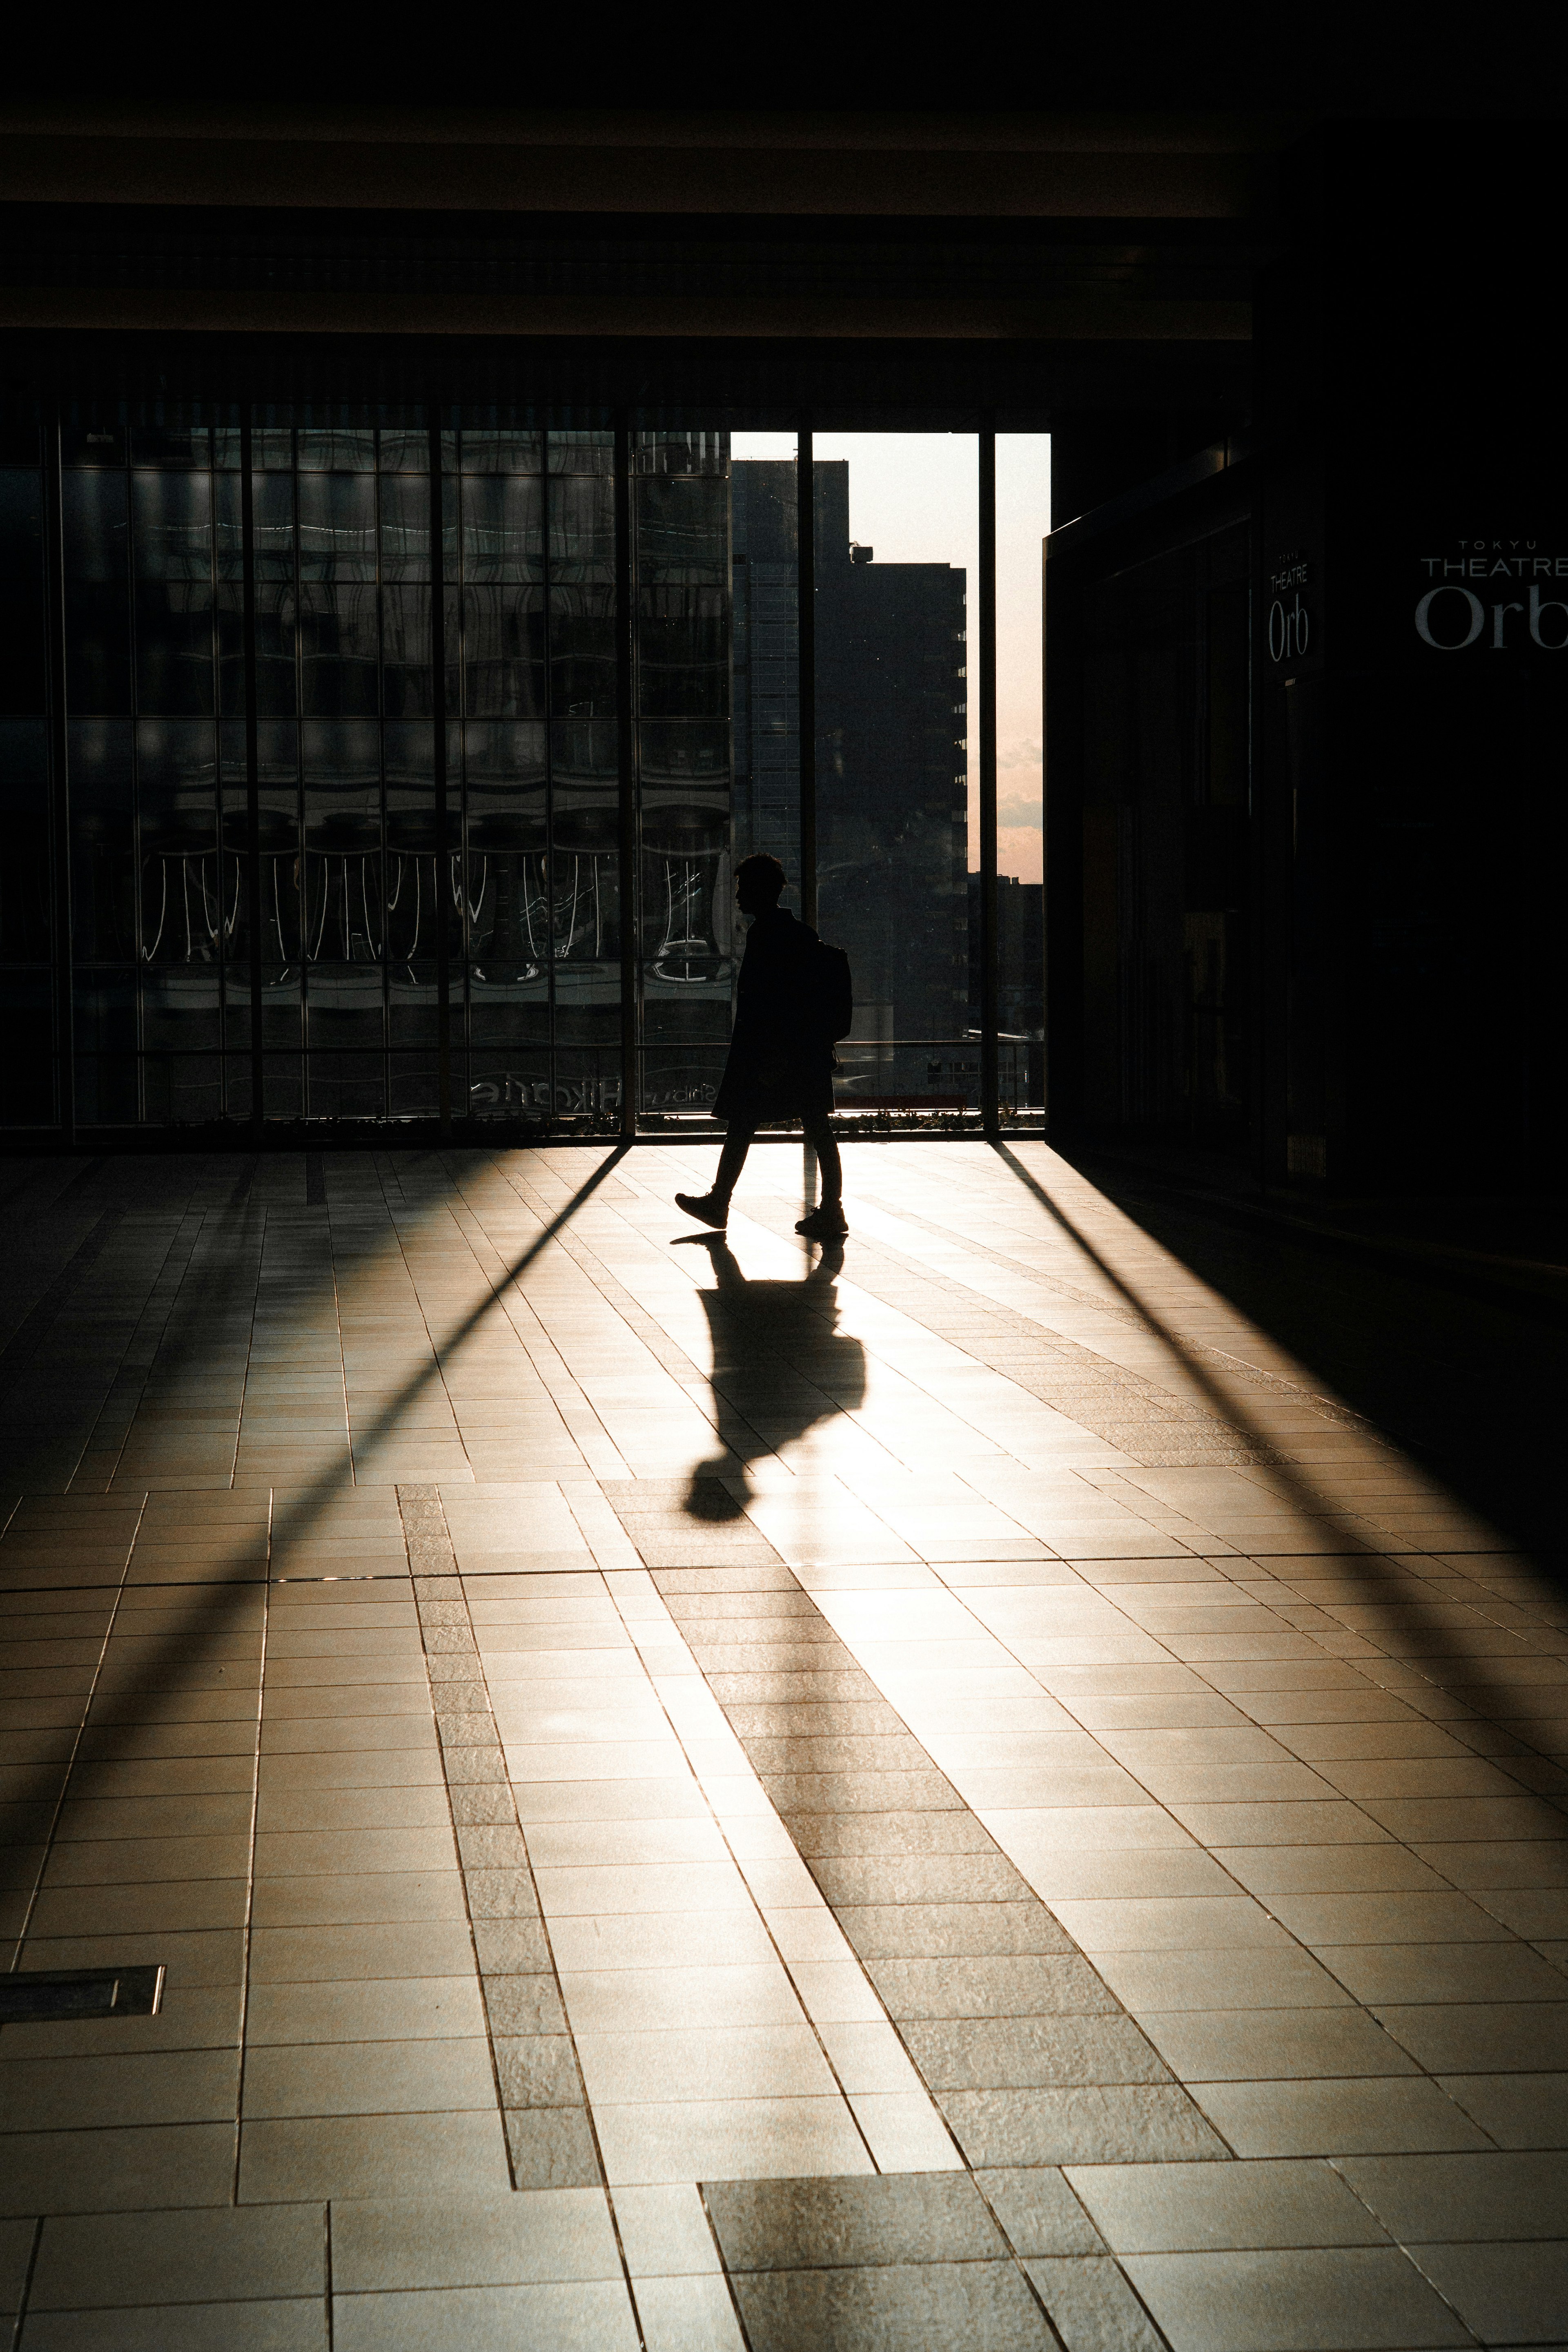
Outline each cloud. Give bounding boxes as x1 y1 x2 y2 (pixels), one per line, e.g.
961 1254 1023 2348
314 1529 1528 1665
998 826 1042 885
998 792 1042 830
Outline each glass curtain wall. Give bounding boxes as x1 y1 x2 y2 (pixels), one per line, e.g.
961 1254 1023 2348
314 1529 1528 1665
0 409 1044 1139
635 430 733 1122
0 411 736 1134
810 435 976 1118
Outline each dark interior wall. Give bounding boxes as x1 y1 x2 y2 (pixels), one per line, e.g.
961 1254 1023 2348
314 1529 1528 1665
1256 123 1568 1192
1049 410 1244 530
1044 466 1254 1155
1045 120 1568 1194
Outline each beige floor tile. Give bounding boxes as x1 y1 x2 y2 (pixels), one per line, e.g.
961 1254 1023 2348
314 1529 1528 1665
1193 2077 1494 2156
331 2280 638 2352
238 2112 511 2202
591 2093 873 2184
328 2188 619 2290
1122 2246 1472 2351
29 2203 325 2308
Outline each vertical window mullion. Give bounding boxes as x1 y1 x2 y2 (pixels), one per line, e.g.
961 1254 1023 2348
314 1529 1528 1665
979 420 999 1138
429 410 451 1134
796 421 816 930
240 413 263 1140
42 412 74 1144
614 416 635 1137
542 428 555 1129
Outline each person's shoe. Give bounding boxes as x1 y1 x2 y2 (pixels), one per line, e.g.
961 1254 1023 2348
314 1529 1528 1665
675 1191 729 1229
795 1203 848 1239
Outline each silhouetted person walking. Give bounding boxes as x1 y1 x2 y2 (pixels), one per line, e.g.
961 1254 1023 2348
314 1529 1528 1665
676 853 848 1240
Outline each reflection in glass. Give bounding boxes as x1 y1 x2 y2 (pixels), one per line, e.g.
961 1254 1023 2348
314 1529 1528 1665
70 721 136 961
137 721 226 966
296 474 376 579
0 720 51 962
63 471 132 714
45 412 762 1132
299 587 379 717
303 722 380 964
463 477 543 580
549 587 616 719
296 429 375 473
465 721 547 983
463 588 545 719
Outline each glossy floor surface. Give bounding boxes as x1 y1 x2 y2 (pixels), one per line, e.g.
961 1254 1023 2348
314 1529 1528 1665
0 1141 1564 2351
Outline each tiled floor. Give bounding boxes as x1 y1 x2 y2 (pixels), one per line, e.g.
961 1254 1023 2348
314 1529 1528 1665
1 1139 1564 2350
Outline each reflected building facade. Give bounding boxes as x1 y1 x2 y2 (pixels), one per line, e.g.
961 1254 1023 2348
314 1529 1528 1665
0 419 733 1132
733 457 969 1089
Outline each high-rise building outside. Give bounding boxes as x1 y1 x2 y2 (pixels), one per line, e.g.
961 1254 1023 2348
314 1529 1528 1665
732 458 969 1101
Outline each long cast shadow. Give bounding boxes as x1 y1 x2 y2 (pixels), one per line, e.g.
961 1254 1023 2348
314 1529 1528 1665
1064 1146 1566 1565
676 1232 867 1517
991 1139 1564 1760
5 1140 634 1959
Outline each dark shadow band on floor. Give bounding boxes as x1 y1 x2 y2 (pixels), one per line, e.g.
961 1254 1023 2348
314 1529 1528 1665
991 1139 1568 1782
2 1141 633 1965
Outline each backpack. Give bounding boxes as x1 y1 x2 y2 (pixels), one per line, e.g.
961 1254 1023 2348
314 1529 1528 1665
804 935 854 1043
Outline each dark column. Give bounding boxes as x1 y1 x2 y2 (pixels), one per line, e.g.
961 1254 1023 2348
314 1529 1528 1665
615 417 638 1138
979 426 999 1135
41 414 73 1147
240 416 263 1141
796 426 817 929
428 415 452 1135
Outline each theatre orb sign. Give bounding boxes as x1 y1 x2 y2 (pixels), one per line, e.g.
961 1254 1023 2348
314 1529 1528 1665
1267 555 1311 664
1416 543 1568 651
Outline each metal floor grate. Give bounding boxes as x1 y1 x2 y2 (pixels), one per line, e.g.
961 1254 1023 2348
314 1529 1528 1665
0 1966 165 2023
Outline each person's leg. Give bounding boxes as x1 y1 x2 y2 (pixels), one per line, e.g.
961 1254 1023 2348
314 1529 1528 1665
795 1117 846 1235
713 1122 754 1204
677 1122 755 1226
804 1116 842 1204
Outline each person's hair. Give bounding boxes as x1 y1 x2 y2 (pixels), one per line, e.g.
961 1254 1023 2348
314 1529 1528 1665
736 852 787 905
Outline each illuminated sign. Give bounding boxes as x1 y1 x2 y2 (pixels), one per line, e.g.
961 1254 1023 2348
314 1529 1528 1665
1415 542 1568 649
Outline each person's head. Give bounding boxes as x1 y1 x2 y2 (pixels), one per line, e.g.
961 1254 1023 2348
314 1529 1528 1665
735 852 787 916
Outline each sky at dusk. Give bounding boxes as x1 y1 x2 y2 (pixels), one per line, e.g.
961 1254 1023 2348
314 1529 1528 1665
731 433 1051 885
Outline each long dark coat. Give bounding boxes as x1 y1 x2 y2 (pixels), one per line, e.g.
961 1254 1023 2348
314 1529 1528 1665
713 905 835 1126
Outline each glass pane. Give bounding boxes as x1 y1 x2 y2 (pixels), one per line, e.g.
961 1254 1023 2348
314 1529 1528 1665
463 586 544 719
379 424 453 475
131 473 212 579
549 586 617 720
0 973 53 1125
460 428 541 475
137 721 220 966
252 474 296 578
548 431 612 475
549 475 613 579
811 433 974 1115
134 582 216 716
381 586 434 718
729 445 797 877
0 470 47 716
995 435 1051 1116
129 425 212 470
63 472 131 713
69 721 136 961
637 432 733 1120
465 477 543 582
303 722 381 963
299 587 379 717
297 475 377 580
141 1054 223 1126
464 720 546 986
0 720 51 960
142 968 220 1050
296 428 375 472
